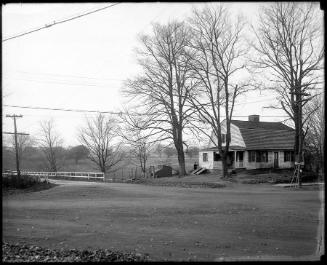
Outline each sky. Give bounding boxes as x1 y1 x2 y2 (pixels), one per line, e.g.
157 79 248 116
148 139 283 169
2 2 323 147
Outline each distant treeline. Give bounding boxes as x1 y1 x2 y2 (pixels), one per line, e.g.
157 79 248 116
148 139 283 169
2 144 199 173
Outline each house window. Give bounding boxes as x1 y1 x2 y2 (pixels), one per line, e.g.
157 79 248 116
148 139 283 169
250 151 268 163
221 134 226 144
203 153 208 162
248 151 256 162
214 152 221 161
284 151 294 162
256 151 261 162
261 151 268 162
254 151 268 162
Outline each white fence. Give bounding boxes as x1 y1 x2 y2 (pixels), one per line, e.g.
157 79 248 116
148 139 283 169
2 171 105 182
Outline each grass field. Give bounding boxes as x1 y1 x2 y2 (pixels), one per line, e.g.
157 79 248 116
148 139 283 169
2 179 323 261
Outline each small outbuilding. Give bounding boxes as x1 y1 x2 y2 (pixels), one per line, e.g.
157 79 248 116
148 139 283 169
154 165 172 178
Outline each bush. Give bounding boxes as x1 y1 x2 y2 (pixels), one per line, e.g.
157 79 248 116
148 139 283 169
273 175 292 184
301 171 319 183
2 174 47 189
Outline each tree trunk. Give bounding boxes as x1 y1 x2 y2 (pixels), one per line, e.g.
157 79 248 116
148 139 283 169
175 137 186 177
100 161 106 174
172 120 186 177
177 149 186 177
221 153 228 179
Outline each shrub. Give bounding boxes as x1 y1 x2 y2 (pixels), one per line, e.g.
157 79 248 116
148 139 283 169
2 174 47 189
301 171 319 183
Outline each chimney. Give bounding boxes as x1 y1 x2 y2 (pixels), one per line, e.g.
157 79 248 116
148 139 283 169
248 115 260 122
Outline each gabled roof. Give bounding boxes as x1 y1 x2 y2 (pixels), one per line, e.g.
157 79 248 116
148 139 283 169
230 120 295 150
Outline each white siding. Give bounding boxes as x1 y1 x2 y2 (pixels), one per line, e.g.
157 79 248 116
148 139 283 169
199 151 214 169
199 151 223 170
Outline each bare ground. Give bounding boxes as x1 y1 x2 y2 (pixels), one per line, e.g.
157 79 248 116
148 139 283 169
2 179 324 261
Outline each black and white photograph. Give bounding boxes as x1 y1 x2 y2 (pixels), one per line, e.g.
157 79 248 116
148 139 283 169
2 2 324 262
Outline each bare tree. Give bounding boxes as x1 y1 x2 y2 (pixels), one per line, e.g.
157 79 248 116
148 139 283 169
252 3 323 184
120 113 154 178
39 119 63 172
79 113 123 174
187 6 251 178
123 21 198 176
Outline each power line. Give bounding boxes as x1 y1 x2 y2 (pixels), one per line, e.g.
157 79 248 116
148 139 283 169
6 70 125 81
3 104 122 115
3 77 122 88
3 104 289 117
3 3 121 42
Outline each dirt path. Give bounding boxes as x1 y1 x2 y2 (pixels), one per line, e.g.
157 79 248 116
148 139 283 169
2 180 323 261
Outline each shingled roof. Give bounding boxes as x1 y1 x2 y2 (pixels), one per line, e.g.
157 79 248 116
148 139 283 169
231 120 295 150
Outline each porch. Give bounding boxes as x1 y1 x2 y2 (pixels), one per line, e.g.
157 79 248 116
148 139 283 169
211 150 245 170
233 150 245 169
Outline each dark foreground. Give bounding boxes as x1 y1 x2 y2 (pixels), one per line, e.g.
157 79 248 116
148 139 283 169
2 179 324 261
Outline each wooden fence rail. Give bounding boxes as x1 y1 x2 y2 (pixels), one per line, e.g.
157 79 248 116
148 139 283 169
2 171 105 182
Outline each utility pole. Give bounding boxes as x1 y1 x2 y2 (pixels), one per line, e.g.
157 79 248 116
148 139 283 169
5 114 28 182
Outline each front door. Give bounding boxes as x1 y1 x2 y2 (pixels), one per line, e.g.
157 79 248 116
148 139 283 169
274 152 279 168
236 151 244 168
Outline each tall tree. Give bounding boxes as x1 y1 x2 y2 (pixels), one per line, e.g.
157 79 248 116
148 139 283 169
39 119 63 172
79 113 123 174
123 21 197 176
187 6 250 178
252 3 323 184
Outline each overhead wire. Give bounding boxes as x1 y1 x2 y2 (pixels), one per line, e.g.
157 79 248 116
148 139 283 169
3 104 289 117
3 104 123 115
6 70 125 81
3 2 121 42
3 77 122 88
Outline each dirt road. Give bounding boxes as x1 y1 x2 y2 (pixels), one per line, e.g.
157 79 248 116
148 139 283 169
2 180 323 261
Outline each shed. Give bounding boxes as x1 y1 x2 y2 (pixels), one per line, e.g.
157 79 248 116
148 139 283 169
155 165 172 178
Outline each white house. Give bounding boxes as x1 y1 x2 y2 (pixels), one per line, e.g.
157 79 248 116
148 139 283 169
199 115 295 170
